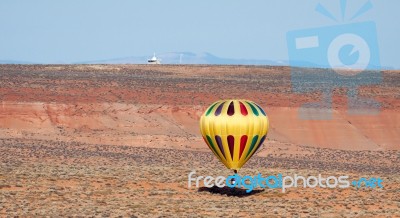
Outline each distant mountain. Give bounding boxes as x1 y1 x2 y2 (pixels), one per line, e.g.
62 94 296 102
0 53 396 69
78 52 288 66
0 60 33 64
75 52 397 69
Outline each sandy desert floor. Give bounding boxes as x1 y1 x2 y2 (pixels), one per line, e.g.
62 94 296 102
0 65 399 217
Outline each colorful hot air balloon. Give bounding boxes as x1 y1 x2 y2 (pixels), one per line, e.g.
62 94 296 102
200 100 269 171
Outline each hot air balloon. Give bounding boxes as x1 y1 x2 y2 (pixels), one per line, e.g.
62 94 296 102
200 100 269 173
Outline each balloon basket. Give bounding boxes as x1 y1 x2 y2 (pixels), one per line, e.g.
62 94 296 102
230 169 238 185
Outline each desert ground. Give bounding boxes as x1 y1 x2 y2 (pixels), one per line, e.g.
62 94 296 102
0 65 399 217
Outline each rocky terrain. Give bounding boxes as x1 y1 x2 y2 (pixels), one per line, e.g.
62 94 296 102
0 65 399 217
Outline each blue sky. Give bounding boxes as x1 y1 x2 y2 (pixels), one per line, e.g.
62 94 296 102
0 0 399 68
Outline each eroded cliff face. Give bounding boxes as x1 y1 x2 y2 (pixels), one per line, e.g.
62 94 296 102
0 102 204 149
0 65 399 151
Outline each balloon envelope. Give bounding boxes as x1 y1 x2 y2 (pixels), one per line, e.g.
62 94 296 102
200 100 269 170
